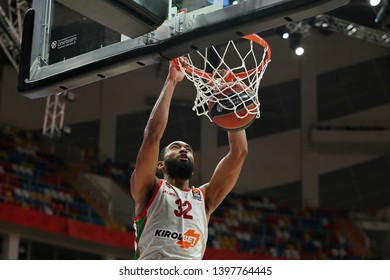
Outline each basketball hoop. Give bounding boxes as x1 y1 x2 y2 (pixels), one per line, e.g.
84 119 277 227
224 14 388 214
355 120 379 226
172 34 271 124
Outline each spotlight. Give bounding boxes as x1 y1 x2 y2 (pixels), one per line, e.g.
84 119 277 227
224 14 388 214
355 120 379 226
370 0 381 6
317 16 330 28
295 46 305 56
346 24 358 36
275 26 290 39
321 21 330 28
375 0 390 27
289 33 305 56
382 34 390 43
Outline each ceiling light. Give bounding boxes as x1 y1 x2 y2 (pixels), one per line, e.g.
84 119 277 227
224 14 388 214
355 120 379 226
295 46 305 56
370 0 381 7
375 0 390 27
289 33 305 56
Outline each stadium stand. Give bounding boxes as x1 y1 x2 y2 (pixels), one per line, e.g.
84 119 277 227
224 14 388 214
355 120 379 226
0 124 378 259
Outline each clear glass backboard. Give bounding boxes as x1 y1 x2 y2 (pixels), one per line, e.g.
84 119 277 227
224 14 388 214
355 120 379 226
18 0 350 98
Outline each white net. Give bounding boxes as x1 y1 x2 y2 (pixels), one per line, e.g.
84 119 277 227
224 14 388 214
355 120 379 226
173 34 271 122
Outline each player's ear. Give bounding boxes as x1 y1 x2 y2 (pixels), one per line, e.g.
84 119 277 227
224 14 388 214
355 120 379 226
156 161 165 178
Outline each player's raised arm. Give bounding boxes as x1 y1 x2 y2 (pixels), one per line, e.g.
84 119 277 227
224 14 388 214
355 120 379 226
130 62 184 216
200 129 248 217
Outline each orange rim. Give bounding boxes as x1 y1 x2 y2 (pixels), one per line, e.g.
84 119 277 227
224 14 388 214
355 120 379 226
171 33 271 81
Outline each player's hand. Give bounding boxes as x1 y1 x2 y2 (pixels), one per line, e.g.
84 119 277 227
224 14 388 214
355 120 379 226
169 59 186 83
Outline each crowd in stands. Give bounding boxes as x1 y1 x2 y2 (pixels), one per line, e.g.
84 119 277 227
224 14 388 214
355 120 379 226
0 125 104 226
100 158 132 188
0 124 375 259
209 194 355 259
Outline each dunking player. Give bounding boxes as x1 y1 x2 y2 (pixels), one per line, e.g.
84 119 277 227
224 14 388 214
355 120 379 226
130 61 248 259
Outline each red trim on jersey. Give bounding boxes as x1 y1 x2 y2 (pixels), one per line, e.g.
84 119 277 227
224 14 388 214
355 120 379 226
134 180 164 221
199 188 207 210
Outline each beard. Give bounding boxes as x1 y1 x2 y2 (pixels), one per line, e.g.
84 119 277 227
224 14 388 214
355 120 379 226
164 158 194 180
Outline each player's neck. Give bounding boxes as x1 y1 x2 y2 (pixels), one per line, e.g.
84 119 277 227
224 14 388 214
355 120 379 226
165 177 190 190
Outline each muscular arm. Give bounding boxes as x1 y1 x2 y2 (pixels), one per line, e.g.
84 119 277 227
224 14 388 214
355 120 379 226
130 63 184 216
200 130 248 218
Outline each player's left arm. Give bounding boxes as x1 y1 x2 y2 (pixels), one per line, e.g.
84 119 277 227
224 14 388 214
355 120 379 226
200 130 248 218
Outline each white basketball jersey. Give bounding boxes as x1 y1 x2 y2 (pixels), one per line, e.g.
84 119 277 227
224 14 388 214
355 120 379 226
133 180 208 260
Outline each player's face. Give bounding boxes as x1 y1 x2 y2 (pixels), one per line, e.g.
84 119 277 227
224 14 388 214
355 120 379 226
165 141 194 161
162 141 195 179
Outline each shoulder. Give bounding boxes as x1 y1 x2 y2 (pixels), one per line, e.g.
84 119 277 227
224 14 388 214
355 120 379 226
198 183 208 195
133 178 163 218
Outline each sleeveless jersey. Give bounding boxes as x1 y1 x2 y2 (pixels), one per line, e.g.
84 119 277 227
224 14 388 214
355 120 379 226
133 180 208 260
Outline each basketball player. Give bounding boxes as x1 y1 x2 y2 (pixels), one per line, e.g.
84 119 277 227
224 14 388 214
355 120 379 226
130 61 248 260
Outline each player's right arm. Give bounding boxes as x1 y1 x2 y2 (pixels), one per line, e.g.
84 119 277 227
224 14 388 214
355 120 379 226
130 62 184 216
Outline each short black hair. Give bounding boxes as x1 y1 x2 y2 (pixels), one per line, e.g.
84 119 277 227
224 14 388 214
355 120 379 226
158 146 167 161
158 141 194 162
157 146 167 179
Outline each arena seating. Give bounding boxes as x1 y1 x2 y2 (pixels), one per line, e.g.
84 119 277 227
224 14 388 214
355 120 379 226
208 193 372 259
0 124 374 259
0 125 105 226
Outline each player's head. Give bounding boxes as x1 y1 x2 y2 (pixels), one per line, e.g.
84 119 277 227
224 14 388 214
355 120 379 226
158 141 195 180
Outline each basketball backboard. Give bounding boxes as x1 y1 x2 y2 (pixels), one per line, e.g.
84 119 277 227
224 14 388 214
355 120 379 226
18 0 350 99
